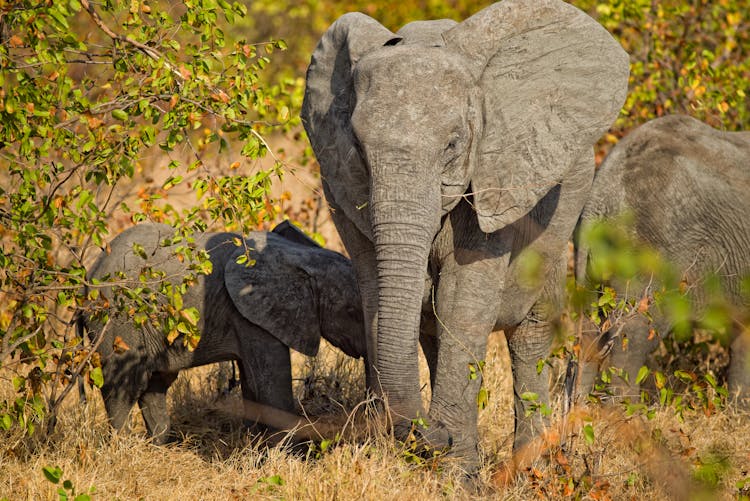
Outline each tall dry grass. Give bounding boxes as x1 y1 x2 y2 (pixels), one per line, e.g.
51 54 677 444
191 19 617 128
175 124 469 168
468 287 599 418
2 333 749 500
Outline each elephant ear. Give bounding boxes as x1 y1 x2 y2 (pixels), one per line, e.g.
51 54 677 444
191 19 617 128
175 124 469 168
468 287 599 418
396 19 457 46
301 13 401 240
443 0 630 232
271 220 321 248
224 244 321 357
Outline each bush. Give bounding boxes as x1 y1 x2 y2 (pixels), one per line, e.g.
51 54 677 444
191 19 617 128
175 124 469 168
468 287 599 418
0 0 291 434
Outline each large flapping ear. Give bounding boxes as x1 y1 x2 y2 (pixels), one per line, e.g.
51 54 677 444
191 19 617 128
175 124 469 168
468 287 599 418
224 246 321 357
443 0 629 233
301 14 401 240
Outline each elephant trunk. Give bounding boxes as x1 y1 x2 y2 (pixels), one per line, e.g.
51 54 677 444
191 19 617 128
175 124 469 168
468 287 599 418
370 170 439 423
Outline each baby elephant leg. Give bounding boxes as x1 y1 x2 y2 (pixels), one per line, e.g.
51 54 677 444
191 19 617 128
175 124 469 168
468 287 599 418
606 314 657 401
138 371 178 444
238 331 295 413
573 316 609 402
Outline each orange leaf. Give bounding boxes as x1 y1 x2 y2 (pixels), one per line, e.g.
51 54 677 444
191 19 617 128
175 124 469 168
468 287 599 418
113 336 130 353
9 35 23 48
637 295 650 314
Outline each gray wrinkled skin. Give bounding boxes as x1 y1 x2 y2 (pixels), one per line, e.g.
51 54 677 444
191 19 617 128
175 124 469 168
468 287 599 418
83 222 365 443
575 114 750 403
301 0 629 467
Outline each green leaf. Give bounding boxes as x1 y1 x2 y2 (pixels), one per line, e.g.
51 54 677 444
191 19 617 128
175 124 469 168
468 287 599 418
520 392 539 402
583 424 595 446
476 387 489 410
111 109 129 121
259 475 284 486
90 367 103 388
132 243 147 259
1 414 12 430
179 307 200 326
635 365 650 385
43 466 63 484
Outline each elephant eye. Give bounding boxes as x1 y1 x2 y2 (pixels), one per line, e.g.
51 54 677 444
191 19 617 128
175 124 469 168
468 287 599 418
443 135 463 165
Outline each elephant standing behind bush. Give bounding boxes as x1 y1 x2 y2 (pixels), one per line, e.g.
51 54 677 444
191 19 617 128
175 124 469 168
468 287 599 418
82 222 365 443
301 0 629 466
575 114 750 402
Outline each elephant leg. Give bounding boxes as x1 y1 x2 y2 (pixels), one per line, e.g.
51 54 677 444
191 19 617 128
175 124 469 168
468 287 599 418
606 314 655 402
505 311 553 452
138 371 178 444
728 328 750 407
237 328 294 412
427 324 490 468
425 269 496 469
573 315 608 402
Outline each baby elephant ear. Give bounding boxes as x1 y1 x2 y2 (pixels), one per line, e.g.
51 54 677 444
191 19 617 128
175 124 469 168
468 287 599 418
224 247 321 357
443 0 629 232
301 13 401 241
271 220 321 248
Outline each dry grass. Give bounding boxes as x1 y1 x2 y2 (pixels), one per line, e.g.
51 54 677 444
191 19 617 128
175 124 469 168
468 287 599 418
3 334 750 501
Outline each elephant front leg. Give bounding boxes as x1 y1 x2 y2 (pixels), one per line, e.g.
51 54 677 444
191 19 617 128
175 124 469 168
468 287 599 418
138 371 178 444
426 272 495 470
427 322 491 469
237 331 295 413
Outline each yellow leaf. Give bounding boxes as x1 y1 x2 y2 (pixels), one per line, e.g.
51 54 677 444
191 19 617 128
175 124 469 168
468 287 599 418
166 329 179 344
727 12 741 26
229 161 240 170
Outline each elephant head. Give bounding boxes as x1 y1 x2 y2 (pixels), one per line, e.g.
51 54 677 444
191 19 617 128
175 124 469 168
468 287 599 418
223 224 366 361
302 0 629 420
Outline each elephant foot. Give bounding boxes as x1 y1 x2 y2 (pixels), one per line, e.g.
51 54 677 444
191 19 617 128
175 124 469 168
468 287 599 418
151 430 179 446
394 417 481 474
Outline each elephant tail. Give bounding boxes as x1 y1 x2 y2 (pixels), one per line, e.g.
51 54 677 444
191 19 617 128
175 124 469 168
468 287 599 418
73 310 88 404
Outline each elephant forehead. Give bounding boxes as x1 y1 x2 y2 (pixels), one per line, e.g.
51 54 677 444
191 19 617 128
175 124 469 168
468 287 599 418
354 48 472 105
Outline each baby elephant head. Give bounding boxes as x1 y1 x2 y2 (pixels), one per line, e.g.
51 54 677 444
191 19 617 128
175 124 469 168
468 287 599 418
224 221 366 361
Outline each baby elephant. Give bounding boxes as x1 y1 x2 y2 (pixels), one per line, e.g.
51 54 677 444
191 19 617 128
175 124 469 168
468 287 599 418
575 114 750 403
81 221 365 442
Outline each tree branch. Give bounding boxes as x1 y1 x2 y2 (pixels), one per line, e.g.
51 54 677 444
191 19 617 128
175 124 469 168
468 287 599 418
79 0 184 84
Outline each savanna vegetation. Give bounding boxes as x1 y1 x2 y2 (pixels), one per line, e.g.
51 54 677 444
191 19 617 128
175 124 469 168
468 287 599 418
1 0 748 499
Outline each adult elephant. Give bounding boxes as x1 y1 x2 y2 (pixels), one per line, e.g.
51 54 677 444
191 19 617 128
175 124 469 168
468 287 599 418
574 115 750 402
301 0 629 466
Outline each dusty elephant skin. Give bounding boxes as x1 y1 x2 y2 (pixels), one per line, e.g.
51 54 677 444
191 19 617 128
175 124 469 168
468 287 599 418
301 0 629 468
82 221 365 443
575 114 750 403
